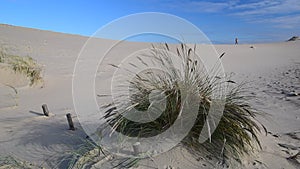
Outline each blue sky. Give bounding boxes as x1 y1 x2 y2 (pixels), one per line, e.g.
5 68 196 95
1 0 300 44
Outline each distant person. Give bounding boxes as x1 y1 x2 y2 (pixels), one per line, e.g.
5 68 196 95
235 38 238 45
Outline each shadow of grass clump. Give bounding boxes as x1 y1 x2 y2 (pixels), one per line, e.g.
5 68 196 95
0 50 43 86
102 44 266 167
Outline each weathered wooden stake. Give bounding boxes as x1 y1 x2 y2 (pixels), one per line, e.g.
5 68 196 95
66 113 75 130
42 104 49 116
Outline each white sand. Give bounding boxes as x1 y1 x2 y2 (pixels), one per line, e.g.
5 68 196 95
0 24 299 168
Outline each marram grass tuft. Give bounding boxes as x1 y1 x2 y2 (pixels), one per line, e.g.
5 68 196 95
101 43 266 167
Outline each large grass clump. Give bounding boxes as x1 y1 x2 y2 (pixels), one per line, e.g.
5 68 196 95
0 51 43 86
102 44 266 167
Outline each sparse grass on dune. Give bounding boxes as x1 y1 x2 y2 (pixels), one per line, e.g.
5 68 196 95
102 43 266 167
0 50 43 86
65 137 140 169
0 155 44 169
63 137 105 169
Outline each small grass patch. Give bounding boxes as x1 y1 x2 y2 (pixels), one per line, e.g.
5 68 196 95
0 51 43 86
64 137 139 169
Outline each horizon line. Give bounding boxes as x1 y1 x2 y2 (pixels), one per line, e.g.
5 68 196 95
0 23 297 45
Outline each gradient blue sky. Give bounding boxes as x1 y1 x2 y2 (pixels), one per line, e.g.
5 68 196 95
1 0 300 43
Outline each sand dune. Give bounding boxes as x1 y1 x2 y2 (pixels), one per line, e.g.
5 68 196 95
0 24 299 168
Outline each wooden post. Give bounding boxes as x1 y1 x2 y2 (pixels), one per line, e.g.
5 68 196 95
42 104 49 116
132 142 141 155
66 113 75 130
